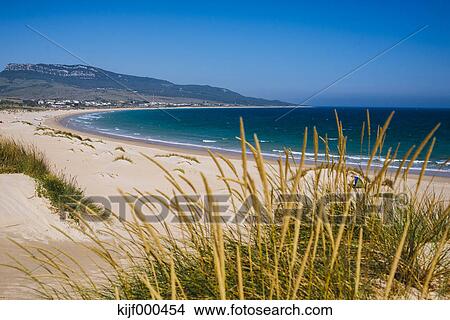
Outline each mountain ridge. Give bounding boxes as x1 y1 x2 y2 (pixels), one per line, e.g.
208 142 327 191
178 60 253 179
0 63 292 106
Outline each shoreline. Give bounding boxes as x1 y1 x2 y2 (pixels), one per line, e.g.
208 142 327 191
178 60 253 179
53 108 450 178
50 108 246 162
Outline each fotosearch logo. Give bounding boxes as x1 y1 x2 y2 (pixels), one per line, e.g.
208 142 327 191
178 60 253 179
58 192 409 225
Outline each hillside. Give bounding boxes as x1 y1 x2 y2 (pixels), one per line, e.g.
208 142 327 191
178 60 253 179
0 63 292 105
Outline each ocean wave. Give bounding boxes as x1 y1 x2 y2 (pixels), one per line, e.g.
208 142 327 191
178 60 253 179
77 113 104 121
270 149 447 171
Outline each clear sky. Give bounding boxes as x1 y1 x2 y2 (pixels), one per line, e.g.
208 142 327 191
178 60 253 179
1 0 449 107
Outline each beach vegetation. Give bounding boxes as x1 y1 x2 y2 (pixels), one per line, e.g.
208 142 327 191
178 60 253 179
155 153 200 164
0 136 99 220
114 154 133 163
35 126 98 144
81 141 96 150
6 113 450 299
12 120 34 126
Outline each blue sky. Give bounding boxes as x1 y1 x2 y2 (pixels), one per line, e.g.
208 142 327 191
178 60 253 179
1 0 449 107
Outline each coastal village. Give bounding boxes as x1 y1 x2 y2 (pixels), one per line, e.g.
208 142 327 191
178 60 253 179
1 98 237 109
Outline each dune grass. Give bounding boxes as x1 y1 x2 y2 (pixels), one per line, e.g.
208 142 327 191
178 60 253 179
12 120 34 126
81 141 96 150
155 153 200 164
113 154 133 163
0 136 98 220
35 126 103 145
35 126 84 141
5 111 450 300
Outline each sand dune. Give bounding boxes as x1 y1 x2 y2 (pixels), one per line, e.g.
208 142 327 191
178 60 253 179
0 173 84 242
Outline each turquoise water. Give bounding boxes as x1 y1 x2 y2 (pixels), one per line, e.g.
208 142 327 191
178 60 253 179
66 107 450 174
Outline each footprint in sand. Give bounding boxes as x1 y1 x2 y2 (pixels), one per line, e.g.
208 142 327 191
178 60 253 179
96 172 118 179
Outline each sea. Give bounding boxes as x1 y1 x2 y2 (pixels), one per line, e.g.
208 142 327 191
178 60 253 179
65 107 450 175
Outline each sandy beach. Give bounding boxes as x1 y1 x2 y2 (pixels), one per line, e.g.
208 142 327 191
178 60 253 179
1 108 449 298
0 108 257 298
